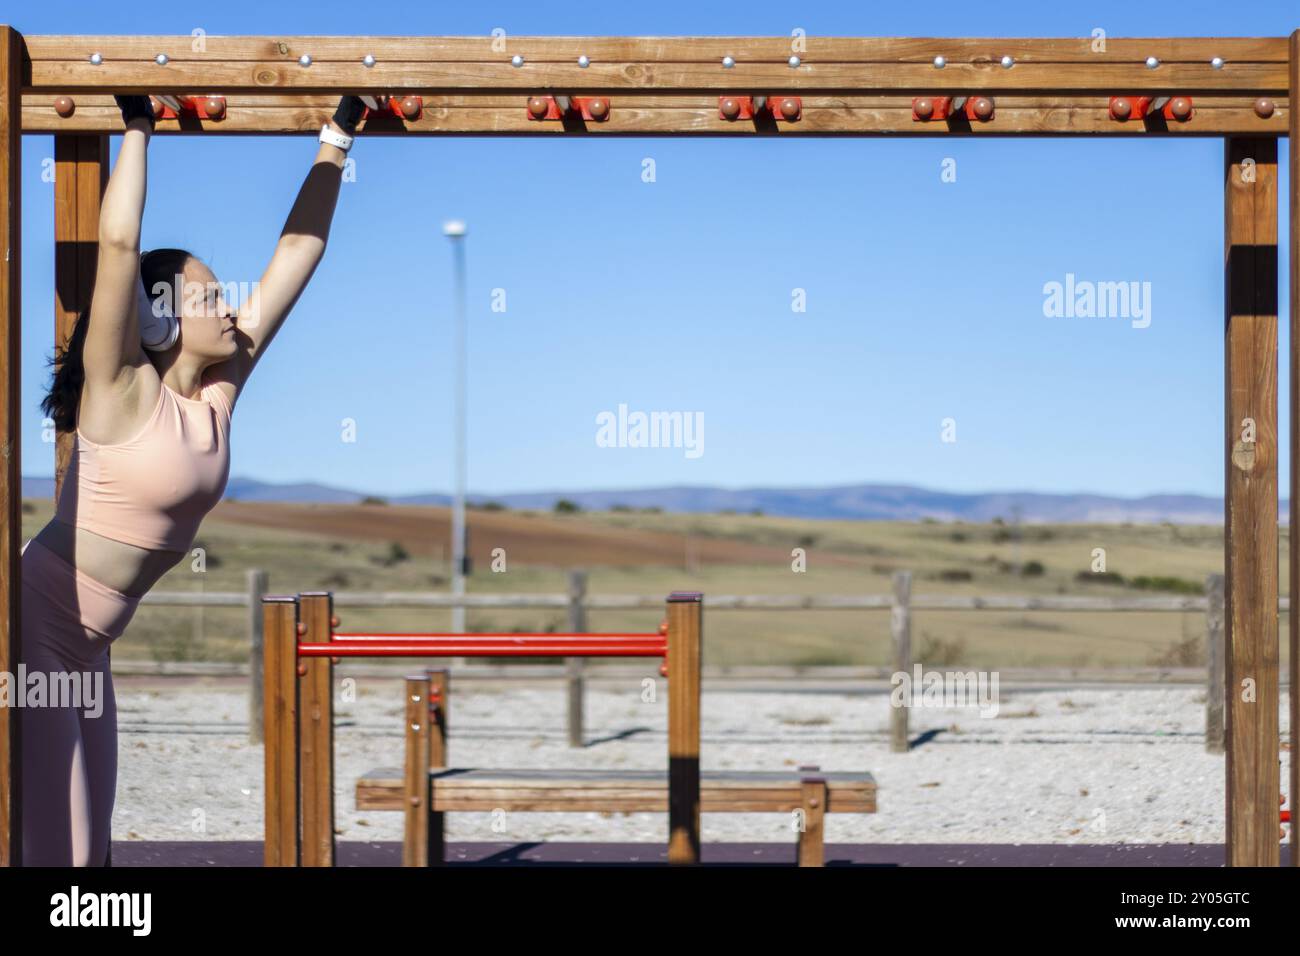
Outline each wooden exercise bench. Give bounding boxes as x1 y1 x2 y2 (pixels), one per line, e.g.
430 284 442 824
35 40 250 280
262 590 878 866
355 669 877 866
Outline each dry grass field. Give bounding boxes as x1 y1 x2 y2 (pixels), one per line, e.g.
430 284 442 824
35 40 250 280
20 496 1289 671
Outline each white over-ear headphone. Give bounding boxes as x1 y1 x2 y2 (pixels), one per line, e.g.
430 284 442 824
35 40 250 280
137 250 180 352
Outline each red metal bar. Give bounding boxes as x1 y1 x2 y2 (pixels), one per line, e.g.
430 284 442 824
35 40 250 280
302 640 666 658
332 632 660 640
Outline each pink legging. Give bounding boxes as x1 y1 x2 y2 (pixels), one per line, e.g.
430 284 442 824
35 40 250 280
19 536 141 867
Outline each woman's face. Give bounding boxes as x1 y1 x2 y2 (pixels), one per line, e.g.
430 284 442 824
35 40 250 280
174 257 239 361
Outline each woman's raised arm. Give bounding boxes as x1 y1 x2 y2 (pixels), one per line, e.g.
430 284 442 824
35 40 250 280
82 97 154 388
229 97 366 386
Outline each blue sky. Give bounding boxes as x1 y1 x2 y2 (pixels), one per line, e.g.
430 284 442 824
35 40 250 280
14 0 1297 498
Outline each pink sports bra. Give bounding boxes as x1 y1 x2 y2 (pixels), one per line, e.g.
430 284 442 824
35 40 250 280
54 368 234 552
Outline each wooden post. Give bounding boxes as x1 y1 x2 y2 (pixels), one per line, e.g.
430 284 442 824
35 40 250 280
261 594 299 867
666 591 702 864
53 133 107 497
1289 26 1300 868
566 570 587 748
428 668 449 768
247 569 268 745
797 772 827 867
1205 573 1226 754
427 667 448 866
891 571 913 753
298 592 335 867
1224 136 1280 867
403 674 430 867
0 24 22 869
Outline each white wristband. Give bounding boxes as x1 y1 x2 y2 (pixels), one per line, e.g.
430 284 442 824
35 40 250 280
319 123 354 152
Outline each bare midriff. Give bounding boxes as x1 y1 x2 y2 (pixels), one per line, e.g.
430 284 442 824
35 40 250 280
34 518 188 599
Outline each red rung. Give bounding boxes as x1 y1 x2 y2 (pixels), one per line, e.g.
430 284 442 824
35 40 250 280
1109 95 1193 122
303 639 666 658
333 631 660 640
718 94 801 122
151 94 226 121
362 95 423 121
526 95 610 121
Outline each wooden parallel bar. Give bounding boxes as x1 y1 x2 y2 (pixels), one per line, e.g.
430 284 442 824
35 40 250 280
22 62 1292 95
298 592 335 867
1223 136 1280 867
22 94 1291 136
261 595 299 866
16 36 1290 95
0 23 21 869
666 593 702 864
19 36 1293 62
1290 27 1299 868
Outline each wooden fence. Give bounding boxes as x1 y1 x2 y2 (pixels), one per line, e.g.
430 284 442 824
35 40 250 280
126 569 1260 753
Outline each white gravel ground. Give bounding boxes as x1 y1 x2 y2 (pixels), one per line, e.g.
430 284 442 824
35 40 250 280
108 676 1291 847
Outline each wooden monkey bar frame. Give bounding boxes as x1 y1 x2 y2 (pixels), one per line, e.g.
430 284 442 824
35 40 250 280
0 28 1297 867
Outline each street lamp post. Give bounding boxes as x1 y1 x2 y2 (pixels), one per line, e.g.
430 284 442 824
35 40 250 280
443 219 468 634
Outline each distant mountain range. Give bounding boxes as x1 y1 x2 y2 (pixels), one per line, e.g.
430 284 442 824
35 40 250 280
21 475 1271 524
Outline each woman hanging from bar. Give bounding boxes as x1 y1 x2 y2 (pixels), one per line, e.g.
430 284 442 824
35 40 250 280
20 93 366 866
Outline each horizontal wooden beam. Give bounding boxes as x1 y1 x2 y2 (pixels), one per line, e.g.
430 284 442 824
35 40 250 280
16 35 1292 97
20 93 1292 137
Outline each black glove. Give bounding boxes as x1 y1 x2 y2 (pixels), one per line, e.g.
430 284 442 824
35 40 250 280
114 94 156 128
331 95 367 136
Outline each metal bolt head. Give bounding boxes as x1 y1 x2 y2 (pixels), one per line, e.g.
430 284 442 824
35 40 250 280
1211 57 1225 69
299 54 312 67
363 54 376 68
1145 56 1159 69
1254 97 1275 118
296 664 307 677
577 55 590 68
155 53 169 66
511 54 524 67
1000 55 1014 68
722 55 735 68
89 52 103 65
788 55 801 68
933 55 947 69
54 96 76 118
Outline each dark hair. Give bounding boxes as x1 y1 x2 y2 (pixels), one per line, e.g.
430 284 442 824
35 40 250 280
41 247 195 433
